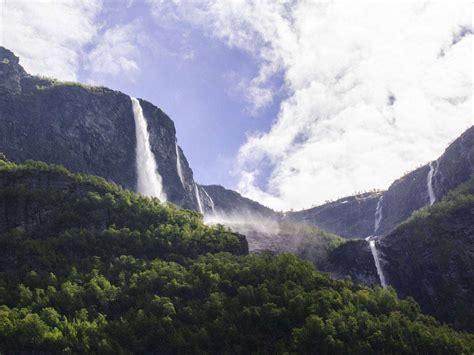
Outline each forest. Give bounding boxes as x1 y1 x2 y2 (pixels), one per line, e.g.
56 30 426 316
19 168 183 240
0 160 473 353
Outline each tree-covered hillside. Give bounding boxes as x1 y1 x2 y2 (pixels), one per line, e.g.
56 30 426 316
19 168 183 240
0 160 473 353
381 175 474 331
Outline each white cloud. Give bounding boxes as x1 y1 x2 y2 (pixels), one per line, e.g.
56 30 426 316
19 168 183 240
0 0 102 80
152 0 473 211
0 0 143 83
85 22 143 82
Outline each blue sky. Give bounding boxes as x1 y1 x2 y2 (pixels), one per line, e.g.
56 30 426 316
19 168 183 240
1 1 472 210
80 0 284 190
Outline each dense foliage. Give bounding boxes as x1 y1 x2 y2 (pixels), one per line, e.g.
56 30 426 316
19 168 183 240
0 160 473 353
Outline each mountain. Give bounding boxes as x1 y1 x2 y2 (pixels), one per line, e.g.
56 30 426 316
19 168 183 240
0 158 473 353
202 184 277 219
0 46 200 211
3 45 471 243
285 192 382 239
286 126 474 238
379 176 474 331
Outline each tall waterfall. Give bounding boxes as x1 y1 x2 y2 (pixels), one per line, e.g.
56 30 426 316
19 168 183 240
427 161 438 206
175 141 185 186
368 195 387 288
131 97 166 201
194 184 204 214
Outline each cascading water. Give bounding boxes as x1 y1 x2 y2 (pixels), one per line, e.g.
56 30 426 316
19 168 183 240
175 141 185 186
202 187 216 214
374 196 383 234
368 195 387 288
427 161 438 206
368 238 387 287
194 183 204 214
131 97 166 201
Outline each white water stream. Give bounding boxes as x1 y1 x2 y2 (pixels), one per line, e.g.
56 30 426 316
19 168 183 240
202 187 216 214
369 195 387 288
131 97 166 201
427 161 438 206
175 141 185 187
194 183 204 214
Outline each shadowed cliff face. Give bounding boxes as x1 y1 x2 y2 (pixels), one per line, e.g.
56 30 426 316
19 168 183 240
379 177 474 331
284 193 382 239
376 126 474 236
0 47 199 210
285 126 474 239
321 240 380 286
202 184 277 220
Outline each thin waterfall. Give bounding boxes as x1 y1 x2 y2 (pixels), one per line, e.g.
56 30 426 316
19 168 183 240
427 161 437 206
202 187 216 214
194 183 204 214
368 195 387 288
374 196 383 234
369 239 387 287
175 141 185 186
131 97 166 201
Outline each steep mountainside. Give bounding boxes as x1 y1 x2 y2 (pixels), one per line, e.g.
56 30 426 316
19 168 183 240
321 240 380 286
379 176 474 331
202 184 277 220
0 47 200 210
285 192 382 238
0 159 473 353
286 126 474 238
376 127 474 236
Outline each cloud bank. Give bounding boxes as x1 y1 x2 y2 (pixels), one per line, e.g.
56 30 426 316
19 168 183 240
153 1 473 211
0 0 142 83
0 0 101 80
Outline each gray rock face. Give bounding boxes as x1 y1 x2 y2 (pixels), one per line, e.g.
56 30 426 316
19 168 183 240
376 126 474 236
0 47 26 95
322 240 380 286
286 126 474 239
202 184 277 219
285 192 382 239
0 46 199 210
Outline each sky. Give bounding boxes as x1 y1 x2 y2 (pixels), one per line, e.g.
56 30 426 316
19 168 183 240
0 0 472 211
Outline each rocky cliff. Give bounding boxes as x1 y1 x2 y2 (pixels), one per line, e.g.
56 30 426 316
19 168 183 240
285 192 382 239
286 126 474 239
202 184 277 220
0 47 201 210
379 177 474 331
376 126 474 236
321 239 380 286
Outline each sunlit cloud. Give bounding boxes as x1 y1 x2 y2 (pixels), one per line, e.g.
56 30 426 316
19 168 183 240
151 0 473 210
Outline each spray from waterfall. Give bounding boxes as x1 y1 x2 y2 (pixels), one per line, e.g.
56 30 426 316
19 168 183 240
368 195 387 288
194 184 204 214
175 141 185 186
427 161 438 206
131 97 166 201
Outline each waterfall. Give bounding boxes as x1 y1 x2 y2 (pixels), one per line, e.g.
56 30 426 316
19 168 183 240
131 97 166 201
427 161 437 206
175 141 185 186
202 187 216 214
374 196 383 234
194 184 204 214
368 238 387 288
368 195 387 288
